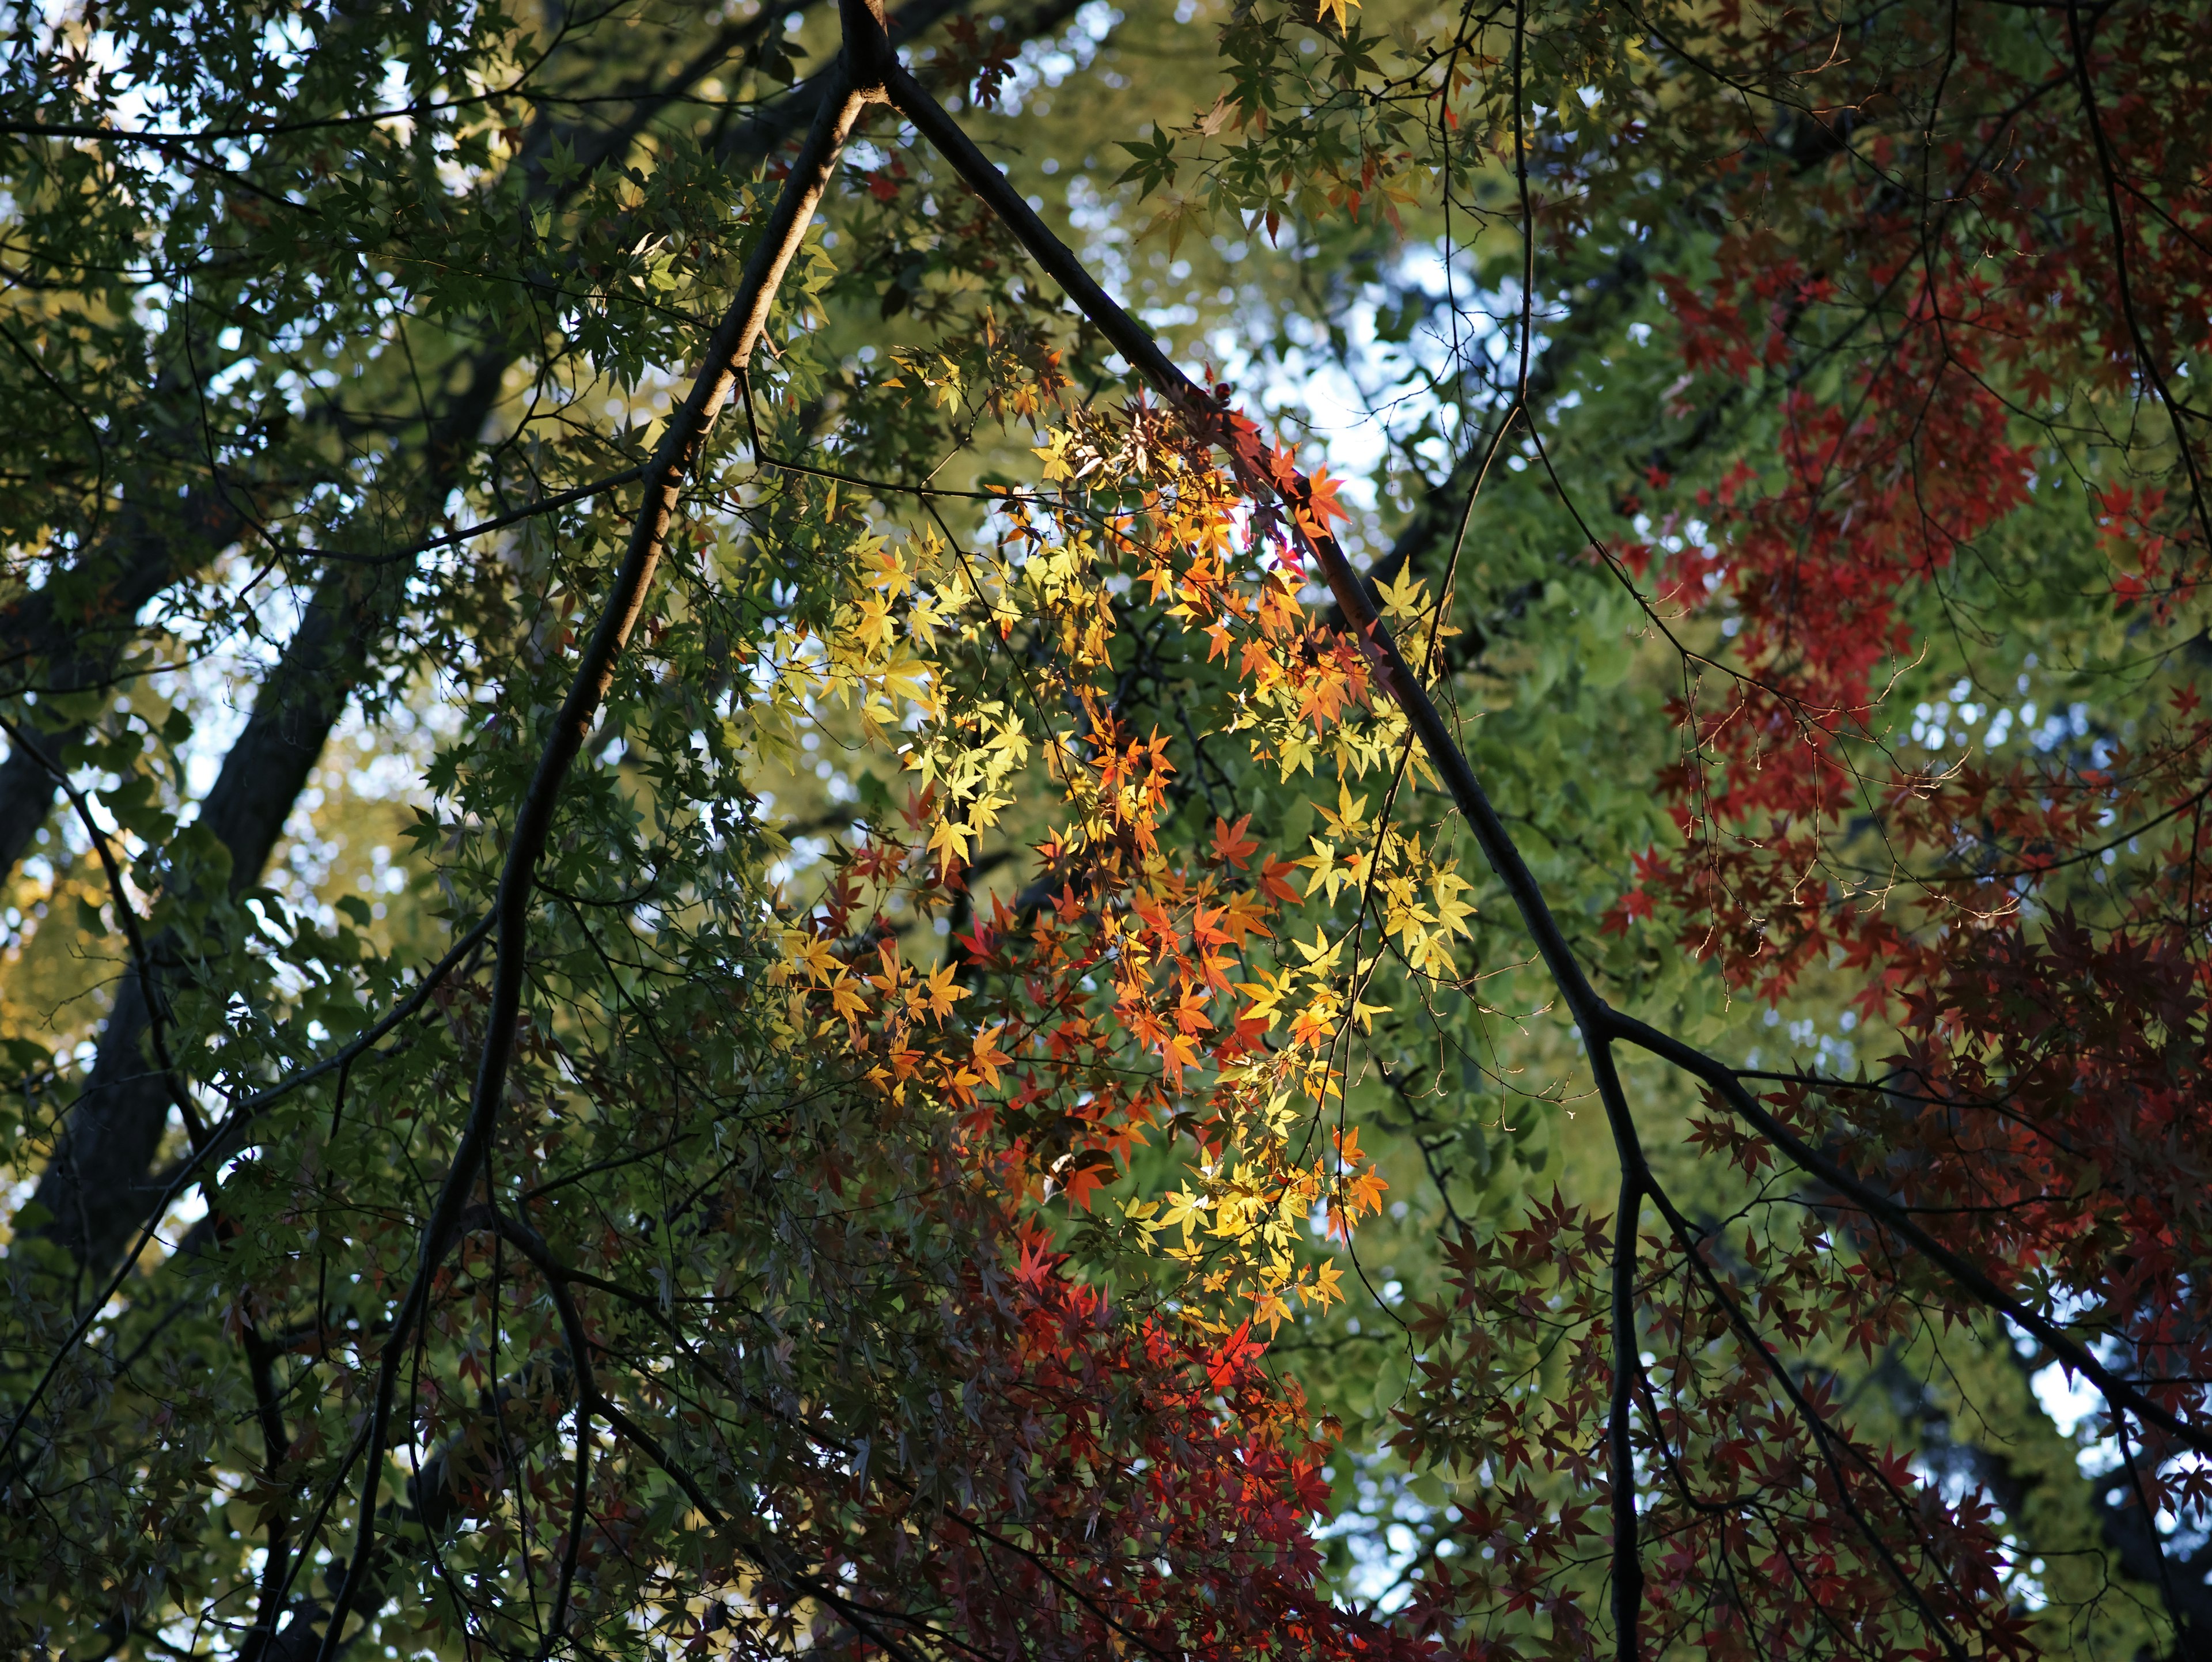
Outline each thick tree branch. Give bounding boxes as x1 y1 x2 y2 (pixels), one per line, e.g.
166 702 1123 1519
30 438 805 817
313 59 878 1662
24 350 501 1277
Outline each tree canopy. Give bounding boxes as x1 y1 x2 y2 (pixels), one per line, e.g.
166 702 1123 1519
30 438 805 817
3 0 2210 1658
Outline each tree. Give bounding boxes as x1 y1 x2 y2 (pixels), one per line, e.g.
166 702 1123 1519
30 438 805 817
2 0 2208 1658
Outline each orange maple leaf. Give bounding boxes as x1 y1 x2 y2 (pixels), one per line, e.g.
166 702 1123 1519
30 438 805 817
1210 813 1259 869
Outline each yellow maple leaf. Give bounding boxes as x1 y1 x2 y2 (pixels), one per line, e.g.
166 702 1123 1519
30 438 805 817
827 976 870 1027
1374 564 1427 623
789 934 839 985
926 816 972 869
1431 869 1478 937
919 962 964 1024
1318 779 1370 842
1234 964 1298 1028
1032 429 1076 480
1306 1257 1346 1310
969 1023 1012 1088
850 592 895 652
865 544 914 598
1152 1186 1210 1240
1292 925 1346 978
1297 834 1347 902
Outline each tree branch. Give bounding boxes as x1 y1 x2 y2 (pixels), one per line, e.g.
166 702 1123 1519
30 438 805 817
312 56 880 1662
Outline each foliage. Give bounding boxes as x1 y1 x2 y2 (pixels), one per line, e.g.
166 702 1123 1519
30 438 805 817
2 0 2210 1659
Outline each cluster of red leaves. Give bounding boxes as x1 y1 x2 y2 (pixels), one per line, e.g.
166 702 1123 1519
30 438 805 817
1200 4 2212 1653
1387 1202 1616 1650
1387 1188 2031 1662
1635 0 2212 1396
1622 679 2212 1476
941 13 1024 112
1609 0 2212 1002
1859 906 2210 1462
1616 293 2040 990
749 1229 1431 1661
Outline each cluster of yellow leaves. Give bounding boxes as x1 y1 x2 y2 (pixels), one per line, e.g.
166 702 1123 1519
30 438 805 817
885 347 964 411
1010 412 1421 1328
1031 411 1428 794
885 310 1069 424
1123 1126 1386 1335
710 527 955 783
710 521 1041 868
1294 779 1477 983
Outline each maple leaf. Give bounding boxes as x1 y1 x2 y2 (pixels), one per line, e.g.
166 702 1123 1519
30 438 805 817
1297 835 1346 902
1342 1164 1387 1217
1204 1318 1261 1391
1251 1288 1294 1337
786 933 839 985
1292 925 1346 978
1188 903 1232 952
1296 464 1353 534
1218 890 1270 945
825 975 869 1031
1152 1186 1209 1239
1317 779 1370 841
1305 1258 1346 1311
918 962 964 1024
1056 1148 1120 1211
1234 966 1297 1029
1013 1234 1055 1292
1287 1000 1339 1047
969 1023 1010 1089
1209 812 1259 868
926 814 972 873
1160 1029 1202 1085
1032 428 1075 480
1374 565 1429 623
1257 854 1303 905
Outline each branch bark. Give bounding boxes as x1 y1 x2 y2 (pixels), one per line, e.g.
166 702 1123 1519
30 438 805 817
312 55 880 1662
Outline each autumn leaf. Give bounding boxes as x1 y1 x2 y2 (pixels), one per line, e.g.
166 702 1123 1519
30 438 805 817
1209 812 1259 868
